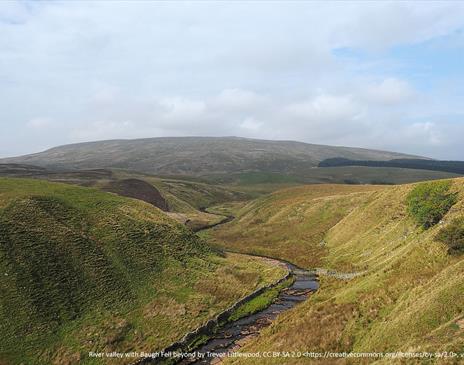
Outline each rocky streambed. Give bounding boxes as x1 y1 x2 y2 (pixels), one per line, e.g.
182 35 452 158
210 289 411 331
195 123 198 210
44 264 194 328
136 213 320 365
177 261 319 365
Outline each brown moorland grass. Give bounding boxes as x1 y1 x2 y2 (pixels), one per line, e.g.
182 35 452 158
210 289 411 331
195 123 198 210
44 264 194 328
207 184 384 268
220 178 464 364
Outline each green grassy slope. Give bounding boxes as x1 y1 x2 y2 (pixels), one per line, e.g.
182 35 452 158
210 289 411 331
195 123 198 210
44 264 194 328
133 175 248 230
0 165 251 231
0 178 285 365
217 179 464 364
109 169 248 211
208 184 384 267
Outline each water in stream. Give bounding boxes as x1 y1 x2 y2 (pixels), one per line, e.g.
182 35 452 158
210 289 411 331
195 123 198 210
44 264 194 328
179 263 319 365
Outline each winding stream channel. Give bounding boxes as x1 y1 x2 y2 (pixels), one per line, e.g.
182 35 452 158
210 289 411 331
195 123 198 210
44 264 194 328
181 213 320 364
137 213 320 365
180 262 319 364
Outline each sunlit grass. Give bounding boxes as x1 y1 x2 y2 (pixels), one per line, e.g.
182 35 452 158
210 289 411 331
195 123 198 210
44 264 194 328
0 178 286 365
214 178 464 364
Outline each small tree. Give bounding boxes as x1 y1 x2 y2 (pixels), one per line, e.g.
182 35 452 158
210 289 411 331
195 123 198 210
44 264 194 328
436 218 464 255
406 180 457 229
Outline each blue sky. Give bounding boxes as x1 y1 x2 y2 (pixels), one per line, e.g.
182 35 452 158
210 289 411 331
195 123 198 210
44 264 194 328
1 1 464 159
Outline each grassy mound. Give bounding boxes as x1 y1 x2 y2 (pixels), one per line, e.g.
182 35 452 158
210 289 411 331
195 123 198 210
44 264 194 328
0 178 285 365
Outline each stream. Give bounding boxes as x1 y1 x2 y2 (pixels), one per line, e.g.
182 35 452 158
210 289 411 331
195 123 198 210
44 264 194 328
136 213 320 365
178 261 319 364
182 213 319 364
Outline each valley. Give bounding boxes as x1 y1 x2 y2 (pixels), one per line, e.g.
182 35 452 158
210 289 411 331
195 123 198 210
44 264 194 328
206 179 464 364
174 262 318 365
4 2 464 363
0 178 285 365
1 138 463 365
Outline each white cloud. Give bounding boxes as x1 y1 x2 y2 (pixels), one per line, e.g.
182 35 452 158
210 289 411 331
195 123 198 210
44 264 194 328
72 120 136 141
407 122 442 146
26 117 53 129
1 1 464 158
239 117 263 132
364 78 415 105
285 94 364 122
92 85 121 104
158 97 207 124
331 2 464 49
212 89 268 111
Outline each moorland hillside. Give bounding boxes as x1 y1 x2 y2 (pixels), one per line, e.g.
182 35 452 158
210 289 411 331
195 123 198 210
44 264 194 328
208 178 464 364
0 136 427 178
0 178 285 365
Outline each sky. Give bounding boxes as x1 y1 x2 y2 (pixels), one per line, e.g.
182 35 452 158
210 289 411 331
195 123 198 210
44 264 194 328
1 1 464 159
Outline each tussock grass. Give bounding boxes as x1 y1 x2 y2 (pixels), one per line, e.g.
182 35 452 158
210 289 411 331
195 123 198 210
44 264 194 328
228 277 294 322
209 184 383 268
0 178 285 365
215 178 464 364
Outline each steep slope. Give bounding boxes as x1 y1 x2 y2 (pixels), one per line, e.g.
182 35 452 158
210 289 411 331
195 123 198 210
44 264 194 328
0 137 424 177
0 178 285 365
213 179 464 364
207 184 384 267
101 178 169 211
0 164 250 231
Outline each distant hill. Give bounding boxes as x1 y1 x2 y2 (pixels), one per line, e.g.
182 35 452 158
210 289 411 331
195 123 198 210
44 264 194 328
0 136 426 177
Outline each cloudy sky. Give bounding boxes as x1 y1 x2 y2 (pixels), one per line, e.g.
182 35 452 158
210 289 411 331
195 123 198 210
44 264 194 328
1 1 464 159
